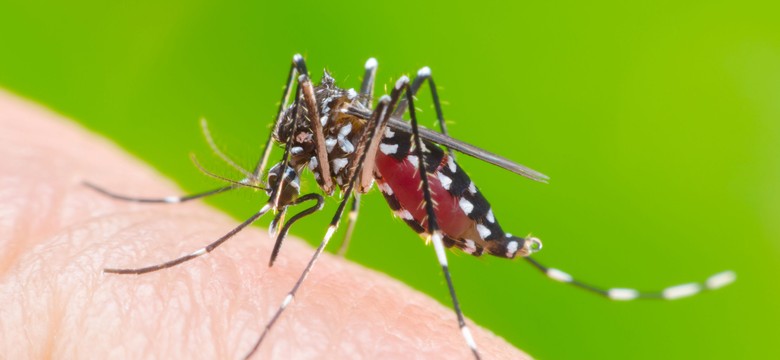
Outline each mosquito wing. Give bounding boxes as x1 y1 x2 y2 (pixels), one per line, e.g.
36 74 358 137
387 118 550 183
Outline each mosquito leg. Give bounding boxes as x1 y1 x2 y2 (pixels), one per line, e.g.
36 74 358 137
269 77 304 209
243 97 392 360
334 59 380 256
83 181 234 204
359 57 378 107
252 54 304 181
268 193 325 266
398 76 481 359
336 193 360 257
299 72 335 195
524 257 736 300
393 66 455 159
104 204 272 274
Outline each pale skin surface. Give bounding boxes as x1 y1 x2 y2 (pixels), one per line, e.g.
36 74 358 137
0 90 530 359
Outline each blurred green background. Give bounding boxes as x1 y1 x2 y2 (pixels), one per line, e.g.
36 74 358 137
1 1 777 359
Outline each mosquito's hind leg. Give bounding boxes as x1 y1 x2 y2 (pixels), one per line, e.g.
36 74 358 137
243 96 393 360
523 256 736 301
396 76 481 359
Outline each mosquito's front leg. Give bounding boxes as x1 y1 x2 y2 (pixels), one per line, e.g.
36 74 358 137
252 54 300 181
83 181 234 204
243 96 392 360
104 204 272 275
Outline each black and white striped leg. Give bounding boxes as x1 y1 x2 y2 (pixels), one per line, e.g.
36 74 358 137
525 257 736 300
243 97 392 360
398 76 480 359
104 204 272 275
334 57 377 257
336 193 361 257
359 57 378 107
252 54 301 181
83 181 235 204
394 66 454 159
268 193 325 267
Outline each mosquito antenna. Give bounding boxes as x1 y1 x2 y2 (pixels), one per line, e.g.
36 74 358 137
189 153 268 191
200 118 258 182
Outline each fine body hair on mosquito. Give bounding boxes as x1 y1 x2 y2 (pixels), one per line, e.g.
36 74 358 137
84 54 736 359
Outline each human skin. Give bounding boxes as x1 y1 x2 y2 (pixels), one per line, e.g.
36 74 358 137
0 90 529 359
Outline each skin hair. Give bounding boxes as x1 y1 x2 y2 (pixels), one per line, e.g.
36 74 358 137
0 90 529 359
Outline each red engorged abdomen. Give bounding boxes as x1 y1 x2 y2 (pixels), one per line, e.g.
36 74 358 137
375 151 472 238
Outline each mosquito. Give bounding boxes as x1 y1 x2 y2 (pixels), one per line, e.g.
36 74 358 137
85 54 736 359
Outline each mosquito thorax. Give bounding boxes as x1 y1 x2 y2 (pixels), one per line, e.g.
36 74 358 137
273 72 371 191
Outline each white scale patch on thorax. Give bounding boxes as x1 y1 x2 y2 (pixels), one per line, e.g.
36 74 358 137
332 158 349 174
380 143 398 155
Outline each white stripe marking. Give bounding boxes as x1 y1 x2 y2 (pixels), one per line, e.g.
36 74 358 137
461 326 478 351
437 172 452 190
325 137 337 153
459 198 474 214
339 123 353 136
476 224 491 239
396 209 413 220
191 248 207 256
379 143 398 155
417 66 432 78
395 75 410 90
164 196 180 203
463 240 477 254
379 182 394 195
347 88 358 100
281 294 294 309
290 146 303 155
447 156 457 173
505 240 518 258
706 271 736 290
338 138 355 154
365 57 378 70
431 232 448 267
407 155 419 168
384 127 395 138
309 156 318 170
324 225 337 241
547 268 573 282
662 283 702 300
332 158 349 174
468 182 477 195
608 288 640 301
320 115 328 126
486 209 495 223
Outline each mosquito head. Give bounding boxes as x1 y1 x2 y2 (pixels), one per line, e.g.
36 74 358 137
267 162 301 207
